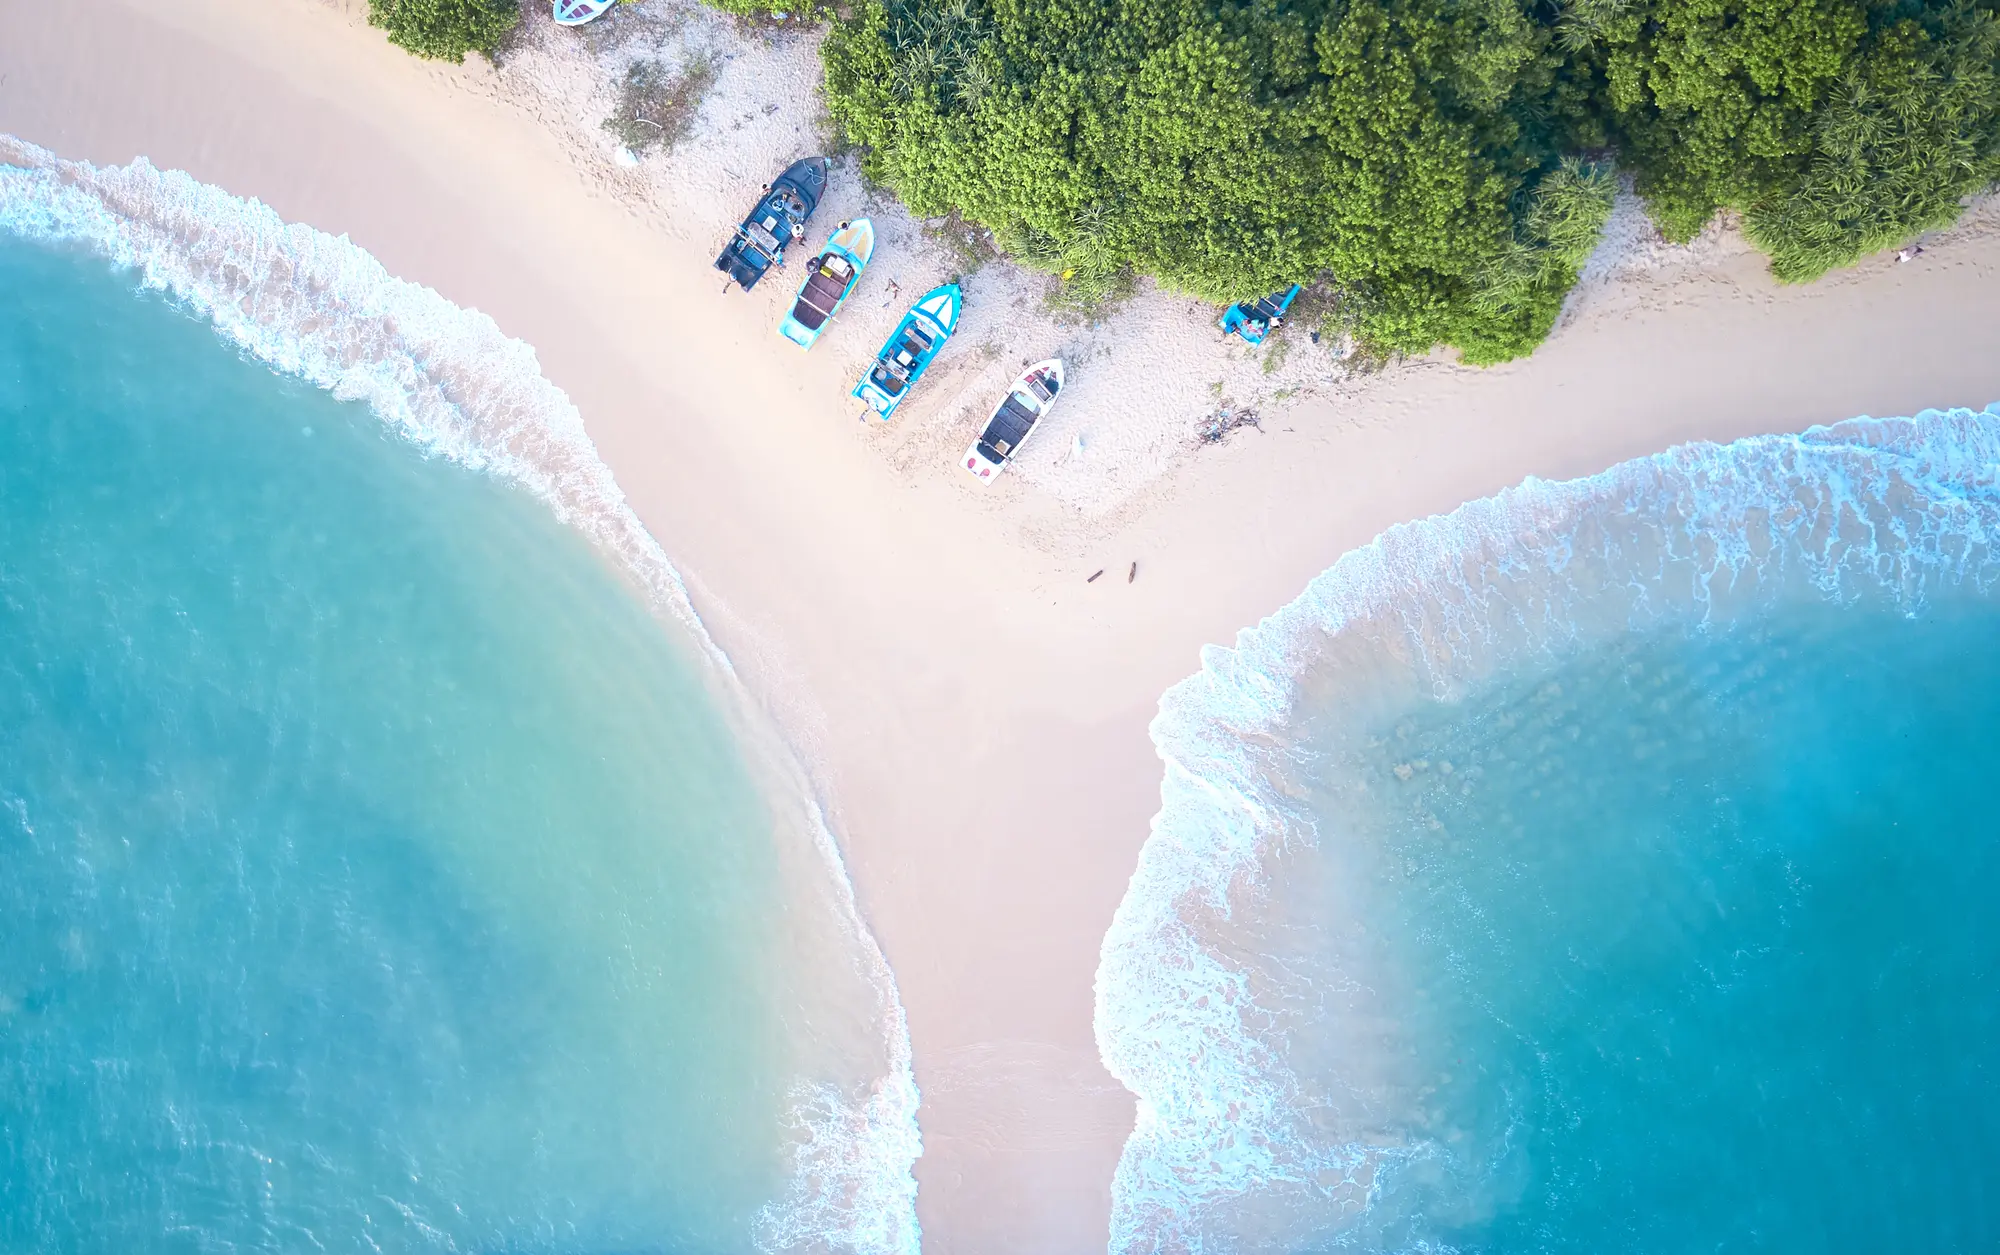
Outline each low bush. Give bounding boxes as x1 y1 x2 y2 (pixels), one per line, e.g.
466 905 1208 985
1578 0 2000 281
367 0 519 63
603 57 719 157
826 0 2000 360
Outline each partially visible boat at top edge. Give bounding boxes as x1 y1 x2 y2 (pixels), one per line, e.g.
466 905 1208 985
778 219 876 349
553 0 616 25
853 283 963 419
715 158 831 292
963 359 1064 483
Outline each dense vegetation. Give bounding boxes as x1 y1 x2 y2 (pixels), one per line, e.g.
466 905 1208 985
1581 0 2000 281
827 0 2000 361
367 0 520 62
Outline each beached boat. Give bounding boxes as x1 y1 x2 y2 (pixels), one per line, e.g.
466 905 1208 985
963 359 1064 483
1219 283 1302 345
714 157 830 292
778 219 876 349
552 0 616 25
853 283 962 419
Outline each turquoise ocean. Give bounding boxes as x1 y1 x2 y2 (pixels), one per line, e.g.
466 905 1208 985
0 145 918 1253
1098 406 2000 1251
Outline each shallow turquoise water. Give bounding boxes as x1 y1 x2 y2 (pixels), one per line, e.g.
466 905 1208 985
1283 600 2000 1251
1101 409 2000 1253
0 236 888 1252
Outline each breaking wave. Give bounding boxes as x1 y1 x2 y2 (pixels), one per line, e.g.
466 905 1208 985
1095 406 2000 1252
0 136 921 1255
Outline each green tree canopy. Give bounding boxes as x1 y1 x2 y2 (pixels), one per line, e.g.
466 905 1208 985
827 0 1617 362
826 0 2000 361
1576 0 2000 280
368 0 520 62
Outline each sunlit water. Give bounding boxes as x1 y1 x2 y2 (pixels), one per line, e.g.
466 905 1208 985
0 197 914 1251
1099 407 2000 1253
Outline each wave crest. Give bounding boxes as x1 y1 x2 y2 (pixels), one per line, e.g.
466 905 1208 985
0 136 921 1255
1095 406 2000 1253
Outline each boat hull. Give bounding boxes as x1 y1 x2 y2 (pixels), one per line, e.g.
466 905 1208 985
777 218 876 349
553 0 616 26
714 157 830 292
963 358 1065 483
853 283 962 418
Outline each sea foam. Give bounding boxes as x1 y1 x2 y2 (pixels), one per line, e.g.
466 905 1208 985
0 136 920 1255
1096 407 2000 1252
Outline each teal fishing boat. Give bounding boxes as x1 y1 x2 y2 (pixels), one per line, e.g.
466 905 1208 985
1219 284 1301 345
553 0 615 25
853 283 962 419
778 219 875 349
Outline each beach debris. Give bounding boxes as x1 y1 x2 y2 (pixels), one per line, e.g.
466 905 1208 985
1088 569 1105 583
1896 244 1926 263
602 56 718 159
1070 432 1084 460
1197 405 1262 446
1128 561 1138 583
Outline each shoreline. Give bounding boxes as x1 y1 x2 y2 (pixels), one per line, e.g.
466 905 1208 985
0 137 926 1249
8 2 2000 1250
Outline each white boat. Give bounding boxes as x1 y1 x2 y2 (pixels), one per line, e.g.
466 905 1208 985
963 359 1065 483
553 0 616 26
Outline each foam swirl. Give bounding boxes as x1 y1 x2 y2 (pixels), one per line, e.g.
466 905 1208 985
1096 406 2000 1252
0 136 921 1255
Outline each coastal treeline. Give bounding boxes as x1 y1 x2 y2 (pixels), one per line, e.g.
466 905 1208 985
827 0 2000 361
364 0 2000 363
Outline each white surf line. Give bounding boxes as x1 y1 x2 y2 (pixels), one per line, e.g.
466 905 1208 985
0 135 923 1255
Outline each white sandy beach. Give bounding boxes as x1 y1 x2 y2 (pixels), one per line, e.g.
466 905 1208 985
6 1 2000 1249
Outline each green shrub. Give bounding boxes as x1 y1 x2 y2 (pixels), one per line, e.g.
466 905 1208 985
827 0 1616 363
603 57 719 157
1742 6 2000 281
1460 157 1618 364
368 0 520 63
1580 0 2000 279
701 0 825 17
826 0 2000 361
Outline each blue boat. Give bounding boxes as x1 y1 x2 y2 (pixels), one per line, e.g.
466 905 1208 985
1218 283 1302 345
715 158 830 292
852 283 963 419
552 0 615 24
778 219 875 349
